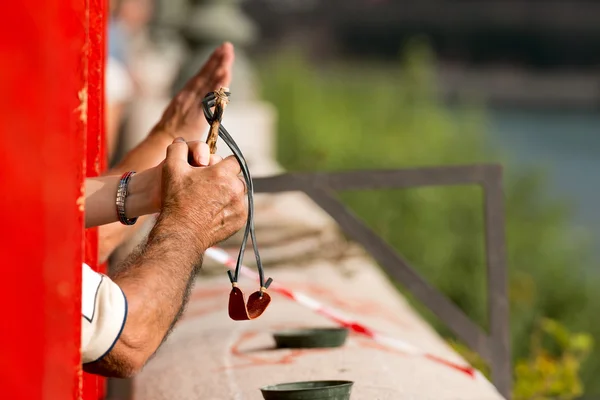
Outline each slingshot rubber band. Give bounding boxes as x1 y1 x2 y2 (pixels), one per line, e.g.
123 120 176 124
202 88 272 321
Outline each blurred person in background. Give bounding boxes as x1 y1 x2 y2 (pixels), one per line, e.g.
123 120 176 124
106 56 134 161
108 0 154 66
106 0 155 162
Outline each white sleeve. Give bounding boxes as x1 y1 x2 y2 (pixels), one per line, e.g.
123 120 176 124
81 263 128 364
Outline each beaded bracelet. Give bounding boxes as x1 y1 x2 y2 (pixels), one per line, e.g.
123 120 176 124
116 171 138 226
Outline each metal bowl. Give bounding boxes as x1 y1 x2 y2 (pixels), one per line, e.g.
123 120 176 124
260 380 354 400
273 328 349 349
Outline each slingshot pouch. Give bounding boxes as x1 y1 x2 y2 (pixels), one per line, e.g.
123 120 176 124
228 285 272 321
203 87 273 321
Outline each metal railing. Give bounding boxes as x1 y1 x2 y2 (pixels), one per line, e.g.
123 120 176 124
254 164 511 399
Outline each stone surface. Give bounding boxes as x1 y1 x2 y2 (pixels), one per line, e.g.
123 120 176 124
203 190 364 273
133 257 504 400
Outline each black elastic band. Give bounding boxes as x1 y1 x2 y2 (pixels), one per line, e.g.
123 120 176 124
201 91 272 292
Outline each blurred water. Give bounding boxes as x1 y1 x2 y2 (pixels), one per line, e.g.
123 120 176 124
486 109 600 253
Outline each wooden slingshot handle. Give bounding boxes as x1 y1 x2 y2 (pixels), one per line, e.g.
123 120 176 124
206 87 229 154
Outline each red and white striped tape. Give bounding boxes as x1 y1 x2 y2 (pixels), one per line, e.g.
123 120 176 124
206 247 495 389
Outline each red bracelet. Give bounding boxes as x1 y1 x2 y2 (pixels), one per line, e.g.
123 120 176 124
115 171 138 226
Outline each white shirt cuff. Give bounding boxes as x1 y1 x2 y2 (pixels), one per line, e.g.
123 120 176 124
81 263 128 364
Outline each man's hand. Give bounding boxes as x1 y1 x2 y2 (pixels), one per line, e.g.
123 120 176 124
160 138 247 251
144 139 224 217
84 138 248 378
153 42 235 142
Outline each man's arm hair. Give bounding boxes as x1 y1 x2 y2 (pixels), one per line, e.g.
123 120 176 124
83 211 205 378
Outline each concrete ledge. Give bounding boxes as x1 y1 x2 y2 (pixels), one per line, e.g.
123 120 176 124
133 257 504 400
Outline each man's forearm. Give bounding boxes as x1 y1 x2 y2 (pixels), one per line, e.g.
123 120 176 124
85 169 159 228
84 212 205 377
98 130 174 262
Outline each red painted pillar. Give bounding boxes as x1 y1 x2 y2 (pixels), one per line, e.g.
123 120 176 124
83 0 108 399
0 1 87 399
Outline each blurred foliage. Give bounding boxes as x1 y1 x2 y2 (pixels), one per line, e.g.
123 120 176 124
257 38 600 395
451 318 593 400
513 319 592 400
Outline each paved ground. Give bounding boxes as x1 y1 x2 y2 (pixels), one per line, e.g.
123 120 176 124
132 254 505 400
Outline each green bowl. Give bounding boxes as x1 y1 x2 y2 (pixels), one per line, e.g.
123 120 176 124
273 328 349 349
260 380 354 400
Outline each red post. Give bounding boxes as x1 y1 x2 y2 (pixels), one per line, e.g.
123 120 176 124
83 0 108 398
0 1 87 399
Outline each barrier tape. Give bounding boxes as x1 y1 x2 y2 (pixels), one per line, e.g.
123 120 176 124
205 247 496 390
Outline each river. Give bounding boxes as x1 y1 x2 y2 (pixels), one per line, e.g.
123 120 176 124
487 109 600 256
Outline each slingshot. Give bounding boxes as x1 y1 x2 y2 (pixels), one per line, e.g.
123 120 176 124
202 87 273 321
